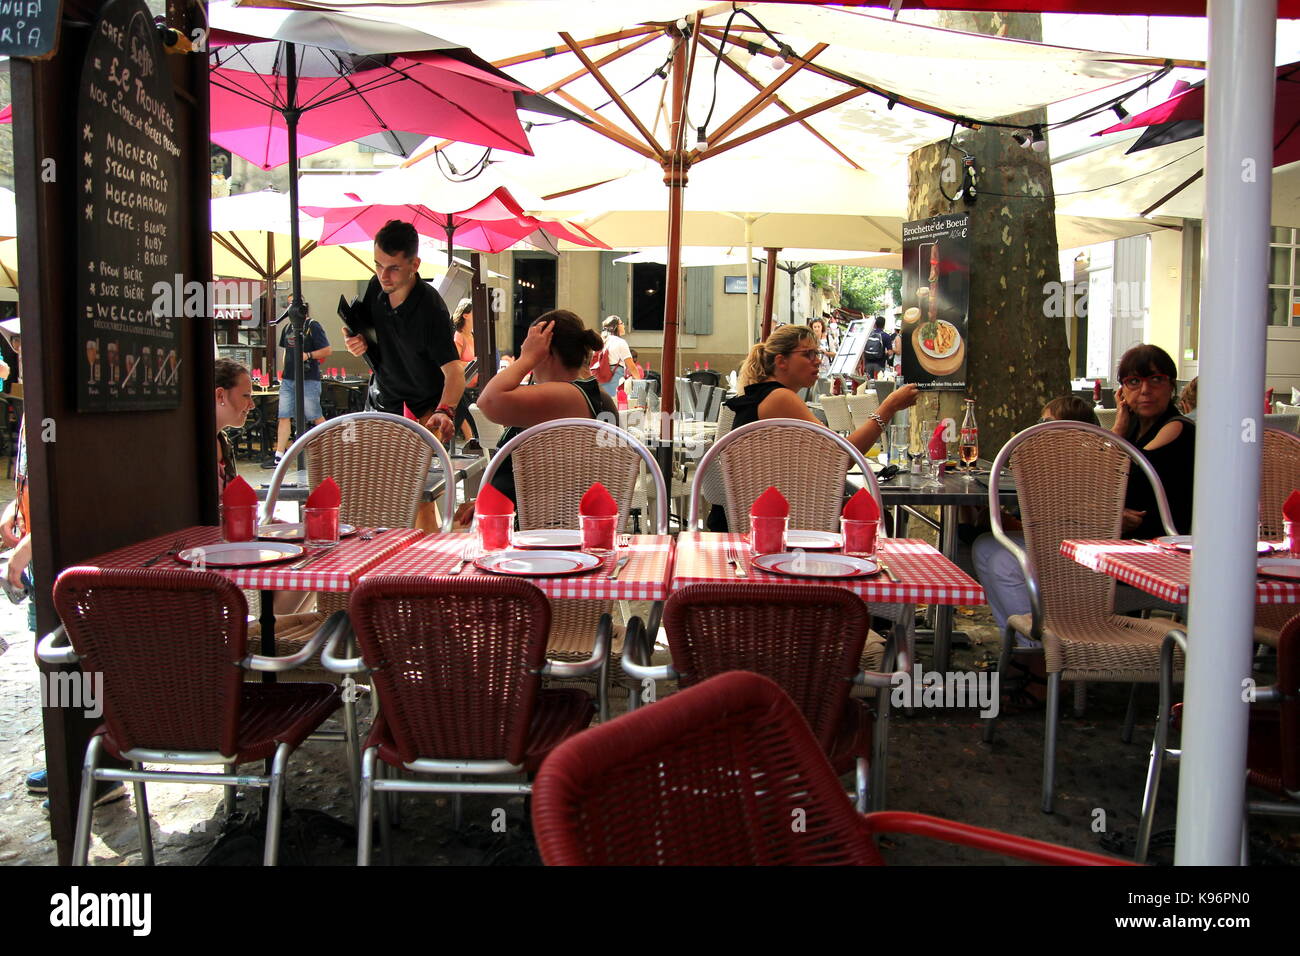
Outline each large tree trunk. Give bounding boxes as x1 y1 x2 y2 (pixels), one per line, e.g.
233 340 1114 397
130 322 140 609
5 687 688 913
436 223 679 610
906 12 1071 457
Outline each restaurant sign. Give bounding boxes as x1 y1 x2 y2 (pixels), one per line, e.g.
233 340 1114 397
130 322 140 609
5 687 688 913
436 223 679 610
900 213 971 391
75 0 182 411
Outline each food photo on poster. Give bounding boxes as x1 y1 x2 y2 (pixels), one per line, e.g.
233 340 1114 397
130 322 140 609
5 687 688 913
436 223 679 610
901 213 971 390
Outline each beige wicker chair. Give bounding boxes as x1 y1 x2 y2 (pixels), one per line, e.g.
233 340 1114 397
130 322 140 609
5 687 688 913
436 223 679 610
688 418 877 534
846 392 880 430
821 395 855 435
257 413 453 667
480 417 669 721
981 420 1185 813
1255 428 1300 647
1095 408 1118 430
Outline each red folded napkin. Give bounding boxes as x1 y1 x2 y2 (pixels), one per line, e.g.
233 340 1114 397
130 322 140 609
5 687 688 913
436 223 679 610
1266 388 1275 416
579 481 618 516
842 487 880 522
751 486 789 518
928 423 948 460
1283 490 1300 521
306 476 341 509
223 475 257 507
476 482 515 516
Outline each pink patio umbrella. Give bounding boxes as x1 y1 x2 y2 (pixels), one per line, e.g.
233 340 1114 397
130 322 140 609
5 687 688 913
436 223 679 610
0 105 10 125
303 186 609 263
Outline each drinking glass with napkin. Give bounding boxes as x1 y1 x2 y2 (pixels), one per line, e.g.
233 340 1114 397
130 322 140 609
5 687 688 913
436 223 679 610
1284 489 1300 558
474 483 514 552
579 482 618 553
222 476 258 543
304 477 342 548
750 486 789 555
841 487 880 557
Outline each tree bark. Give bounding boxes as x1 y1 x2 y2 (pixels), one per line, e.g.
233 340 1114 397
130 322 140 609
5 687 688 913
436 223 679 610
905 11 1071 456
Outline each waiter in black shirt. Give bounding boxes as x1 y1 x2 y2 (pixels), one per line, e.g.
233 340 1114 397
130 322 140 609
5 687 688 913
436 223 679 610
344 220 465 444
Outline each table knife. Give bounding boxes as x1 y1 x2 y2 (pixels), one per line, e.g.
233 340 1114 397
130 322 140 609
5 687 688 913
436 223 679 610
878 559 899 583
609 554 631 580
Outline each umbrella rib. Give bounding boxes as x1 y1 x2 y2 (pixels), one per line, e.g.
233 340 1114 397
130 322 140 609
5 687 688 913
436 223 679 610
213 233 263 276
697 88 867 162
697 33 862 170
371 59 531 153
559 32 663 157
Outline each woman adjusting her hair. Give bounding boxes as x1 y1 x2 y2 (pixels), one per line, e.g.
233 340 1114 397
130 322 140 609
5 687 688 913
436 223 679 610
706 324 920 531
476 309 615 506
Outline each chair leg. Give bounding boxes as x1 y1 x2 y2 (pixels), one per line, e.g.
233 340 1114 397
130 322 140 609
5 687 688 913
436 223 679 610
870 644 896 812
72 736 104 865
1041 673 1061 814
1122 683 1140 744
343 691 361 812
597 651 610 724
983 625 1015 744
358 747 376 867
377 762 394 866
1135 697 1173 863
132 761 153 866
223 761 237 817
262 742 291 866
1073 680 1087 718
1239 813 1250 866
855 757 870 813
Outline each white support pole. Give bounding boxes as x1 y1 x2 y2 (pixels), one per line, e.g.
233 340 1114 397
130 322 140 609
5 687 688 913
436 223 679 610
1176 0 1276 865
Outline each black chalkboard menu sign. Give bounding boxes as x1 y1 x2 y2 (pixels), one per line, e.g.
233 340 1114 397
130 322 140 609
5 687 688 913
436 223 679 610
0 0 62 58
75 0 182 411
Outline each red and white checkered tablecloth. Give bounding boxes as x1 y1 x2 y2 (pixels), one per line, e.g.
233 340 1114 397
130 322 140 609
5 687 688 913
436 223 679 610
77 525 424 593
1061 539 1300 606
360 533 675 601
671 532 984 606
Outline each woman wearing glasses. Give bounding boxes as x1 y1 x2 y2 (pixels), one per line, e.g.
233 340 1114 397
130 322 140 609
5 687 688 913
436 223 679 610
706 325 918 532
1112 344 1195 539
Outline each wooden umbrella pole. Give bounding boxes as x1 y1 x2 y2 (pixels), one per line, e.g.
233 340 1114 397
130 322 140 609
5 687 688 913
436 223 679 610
761 247 779 340
659 25 690 446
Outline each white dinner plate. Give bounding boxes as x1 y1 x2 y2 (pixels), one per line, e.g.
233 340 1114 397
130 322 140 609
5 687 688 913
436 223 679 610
751 552 879 578
474 550 602 576
258 522 358 541
175 541 304 567
783 530 843 550
511 529 583 549
1257 557 1300 581
1157 535 1274 554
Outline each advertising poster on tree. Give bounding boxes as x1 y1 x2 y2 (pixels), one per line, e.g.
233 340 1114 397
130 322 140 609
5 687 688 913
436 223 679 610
75 0 182 411
900 213 971 390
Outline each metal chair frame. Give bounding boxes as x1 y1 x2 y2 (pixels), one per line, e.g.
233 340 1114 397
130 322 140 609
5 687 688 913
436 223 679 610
38 590 346 867
982 420 1179 813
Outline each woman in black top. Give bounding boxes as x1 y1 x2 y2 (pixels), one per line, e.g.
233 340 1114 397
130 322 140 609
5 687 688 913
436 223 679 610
708 324 920 530
1111 344 1195 539
476 309 615 505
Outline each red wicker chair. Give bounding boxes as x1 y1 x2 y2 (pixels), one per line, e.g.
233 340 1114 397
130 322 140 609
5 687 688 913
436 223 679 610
328 575 605 865
1137 614 1300 862
532 671 1130 866
623 583 877 811
42 567 344 866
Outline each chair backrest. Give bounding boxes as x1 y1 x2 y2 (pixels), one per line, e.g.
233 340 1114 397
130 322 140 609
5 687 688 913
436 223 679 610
53 568 249 757
820 395 853 435
688 418 880 533
871 379 895 403
663 583 871 751
846 392 880 429
674 378 698 421
687 369 722 389
989 421 1175 645
1095 408 1117 430
350 576 551 766
1261 428 1300 539
1276 614 1300 794
481 417 669 534
1264 412 1300 436
531 671 883 866
261 412 452 531
468 403 504 451
702 385 724 423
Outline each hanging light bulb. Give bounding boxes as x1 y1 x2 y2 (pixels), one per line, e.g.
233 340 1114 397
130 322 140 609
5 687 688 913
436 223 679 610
1011 129 1032 149
1111 102 1131 121
770 44 794 70
1030 126 1047 152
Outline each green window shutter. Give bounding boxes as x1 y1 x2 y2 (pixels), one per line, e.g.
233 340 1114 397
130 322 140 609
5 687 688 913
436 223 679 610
684 266 714 335
599 252 629 322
